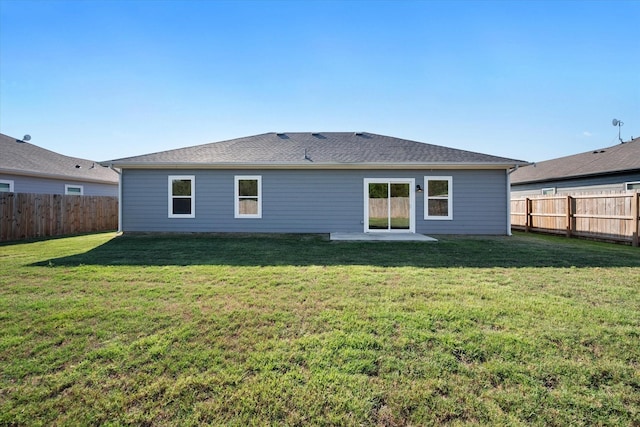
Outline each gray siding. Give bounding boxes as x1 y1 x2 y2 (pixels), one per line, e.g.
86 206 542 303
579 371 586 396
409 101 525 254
0 173 118 196
121 169 509 235
511 171 640 197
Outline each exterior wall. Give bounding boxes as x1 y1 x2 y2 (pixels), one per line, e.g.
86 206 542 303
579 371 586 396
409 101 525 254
0 173 118 197
511 171 640 197
121 168 509 235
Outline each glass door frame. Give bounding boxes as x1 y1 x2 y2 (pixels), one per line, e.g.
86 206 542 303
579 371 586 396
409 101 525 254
363 178 415 233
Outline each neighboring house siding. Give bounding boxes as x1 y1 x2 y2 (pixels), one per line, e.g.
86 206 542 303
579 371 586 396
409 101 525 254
511 171 640 197
121 169 508 234
0 173 118 196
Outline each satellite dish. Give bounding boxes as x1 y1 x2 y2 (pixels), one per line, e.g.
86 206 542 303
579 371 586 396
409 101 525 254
23 134 31 141
612 118 625 143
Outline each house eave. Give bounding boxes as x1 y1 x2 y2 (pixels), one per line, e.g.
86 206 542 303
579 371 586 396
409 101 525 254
0 167 119 185
511 167 640 186
104 161 528 171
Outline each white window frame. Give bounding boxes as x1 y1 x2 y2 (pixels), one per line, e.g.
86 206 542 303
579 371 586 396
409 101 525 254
0 179 14 193
234 175 262 218
424 176 453 220
65 184 84 195
625 181 640 192
168 175 195 218
541 187 556 195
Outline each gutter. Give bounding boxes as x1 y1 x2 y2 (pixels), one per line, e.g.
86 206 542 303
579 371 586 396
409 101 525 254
506 163 533 236
107 164 123 233
105 161 531 171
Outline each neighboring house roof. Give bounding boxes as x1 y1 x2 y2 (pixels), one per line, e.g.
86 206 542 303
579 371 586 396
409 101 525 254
0 133 119 184
106 132 527 169
511 137 640 185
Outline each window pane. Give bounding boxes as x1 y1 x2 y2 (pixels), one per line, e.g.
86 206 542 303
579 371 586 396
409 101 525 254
627 182 640 190
67 187 82 194
369 183 389 229
0 183 10 192
239 198 258 215
173 198 192 215
428 199 448 217
428 180 448 197
172 179 192 196
390 183 409 198
239 180 258 197
390 183 410 229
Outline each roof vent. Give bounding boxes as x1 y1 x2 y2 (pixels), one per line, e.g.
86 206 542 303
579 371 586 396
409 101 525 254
592 150 606 154
354 132 364 136
311 132 320 136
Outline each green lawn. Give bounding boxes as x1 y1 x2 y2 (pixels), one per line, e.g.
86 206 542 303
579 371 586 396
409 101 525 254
1 232 639 426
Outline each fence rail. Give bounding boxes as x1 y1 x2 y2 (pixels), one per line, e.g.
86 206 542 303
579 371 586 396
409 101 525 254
511 193 639 246
0 193 118 242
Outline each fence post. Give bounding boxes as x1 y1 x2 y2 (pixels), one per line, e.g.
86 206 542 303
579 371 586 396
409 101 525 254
633 192 639 247
566 195 573 238
525 198 531 232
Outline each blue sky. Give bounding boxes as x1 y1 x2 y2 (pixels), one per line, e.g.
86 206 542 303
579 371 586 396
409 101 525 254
1 0 638 162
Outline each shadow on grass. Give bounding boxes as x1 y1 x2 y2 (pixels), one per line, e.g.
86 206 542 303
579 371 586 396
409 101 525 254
29 232 640 268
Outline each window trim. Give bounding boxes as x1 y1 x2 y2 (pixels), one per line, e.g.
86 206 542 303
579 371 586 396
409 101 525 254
424 176 453 220
168 175 195 218
65 184 84 195
0 179 14 193
234 175 262 219
625 181 640 192
541 187 556 195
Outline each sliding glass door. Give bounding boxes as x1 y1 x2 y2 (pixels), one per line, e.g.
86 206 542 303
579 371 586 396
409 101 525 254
365 179 415 232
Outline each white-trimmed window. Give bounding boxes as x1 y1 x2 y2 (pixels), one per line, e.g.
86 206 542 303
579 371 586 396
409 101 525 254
424 176 452 220
625 181 640 191
65 184 83 195
168 175 195 218
0 179 14 193
541 187 556 195
235 175 262 218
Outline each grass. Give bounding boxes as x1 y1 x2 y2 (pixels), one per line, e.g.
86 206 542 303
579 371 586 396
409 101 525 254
0 232 639 426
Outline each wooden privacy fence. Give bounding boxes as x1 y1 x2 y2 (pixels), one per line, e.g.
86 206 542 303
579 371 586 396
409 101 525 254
511 193 639 246
368 197 410 219
0 193 118 242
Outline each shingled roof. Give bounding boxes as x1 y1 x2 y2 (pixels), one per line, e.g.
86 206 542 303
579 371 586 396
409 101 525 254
511 137 640 184
0 133 118 184
107 132 527 169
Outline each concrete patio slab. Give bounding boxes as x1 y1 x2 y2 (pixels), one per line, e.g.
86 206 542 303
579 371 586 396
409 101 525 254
330 233 438 242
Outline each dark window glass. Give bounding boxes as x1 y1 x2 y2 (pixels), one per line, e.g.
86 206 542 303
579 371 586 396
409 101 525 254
173 198 192 215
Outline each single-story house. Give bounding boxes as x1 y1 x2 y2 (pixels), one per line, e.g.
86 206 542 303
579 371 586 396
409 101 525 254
0 132 119 196
511 137 640 197
104 132 528 235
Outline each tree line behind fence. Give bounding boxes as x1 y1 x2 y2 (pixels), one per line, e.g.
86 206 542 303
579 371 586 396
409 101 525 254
0 193 118 242
511 192 639 246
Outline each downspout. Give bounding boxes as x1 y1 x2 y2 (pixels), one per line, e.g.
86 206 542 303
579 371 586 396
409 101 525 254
506 165 524 236
109 164 123 233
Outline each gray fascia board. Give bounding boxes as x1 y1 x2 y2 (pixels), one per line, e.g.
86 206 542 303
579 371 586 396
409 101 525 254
107 161 528 170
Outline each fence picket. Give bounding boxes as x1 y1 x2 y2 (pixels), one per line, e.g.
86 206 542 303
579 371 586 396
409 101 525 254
511 193 639 246
0 193 118 242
